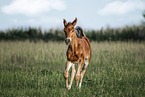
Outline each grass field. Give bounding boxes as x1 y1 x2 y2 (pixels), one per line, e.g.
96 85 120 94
0 41 145 96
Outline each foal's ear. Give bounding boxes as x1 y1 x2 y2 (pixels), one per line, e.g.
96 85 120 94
72 18 77 26
63 19 67 26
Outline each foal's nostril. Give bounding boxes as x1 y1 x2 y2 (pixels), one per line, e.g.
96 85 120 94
67 39 70 43
65 39 70 43
65 38 71 45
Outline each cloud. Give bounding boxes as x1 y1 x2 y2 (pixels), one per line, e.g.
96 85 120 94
97 0 145 16
1 0 66 16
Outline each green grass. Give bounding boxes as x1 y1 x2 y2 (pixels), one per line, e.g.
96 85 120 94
0 41 145 96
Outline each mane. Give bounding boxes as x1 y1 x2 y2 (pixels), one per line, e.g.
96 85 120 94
75 26 86 38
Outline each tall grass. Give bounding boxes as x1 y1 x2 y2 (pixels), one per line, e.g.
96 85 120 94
0 41 145 96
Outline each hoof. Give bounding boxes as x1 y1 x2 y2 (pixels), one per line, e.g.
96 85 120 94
79 84 81 89
68 85 71 90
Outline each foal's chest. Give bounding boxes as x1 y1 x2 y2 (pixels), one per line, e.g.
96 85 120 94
67 47 81 63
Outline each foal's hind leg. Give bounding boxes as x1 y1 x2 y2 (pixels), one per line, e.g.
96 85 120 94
79 57 89 88
76 58 84 86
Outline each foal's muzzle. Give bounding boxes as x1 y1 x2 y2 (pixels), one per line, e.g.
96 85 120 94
65 38 71 45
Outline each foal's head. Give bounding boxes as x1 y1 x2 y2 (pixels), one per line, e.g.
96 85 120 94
63 18 77 45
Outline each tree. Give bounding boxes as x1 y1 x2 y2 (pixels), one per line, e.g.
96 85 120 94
143 11 145 18
142 11 145 25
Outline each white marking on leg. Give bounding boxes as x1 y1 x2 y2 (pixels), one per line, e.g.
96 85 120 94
79 83 82 89
84 56 88 65
68 85 71 90
66 61 73 71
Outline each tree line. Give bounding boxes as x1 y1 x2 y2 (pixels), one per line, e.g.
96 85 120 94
0 24 145 42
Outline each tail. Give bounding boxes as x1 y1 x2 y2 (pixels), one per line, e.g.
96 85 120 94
75 26 86 38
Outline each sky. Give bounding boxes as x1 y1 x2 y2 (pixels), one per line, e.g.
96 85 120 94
0 0 145 31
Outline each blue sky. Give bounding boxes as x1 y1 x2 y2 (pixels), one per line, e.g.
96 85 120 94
0 0 145 31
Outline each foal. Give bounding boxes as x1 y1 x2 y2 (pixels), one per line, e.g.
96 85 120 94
63 18 91 90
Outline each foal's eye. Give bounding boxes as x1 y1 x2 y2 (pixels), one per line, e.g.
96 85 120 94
72 30 74 32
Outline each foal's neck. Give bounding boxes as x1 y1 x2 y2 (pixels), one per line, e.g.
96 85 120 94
70 31 78 53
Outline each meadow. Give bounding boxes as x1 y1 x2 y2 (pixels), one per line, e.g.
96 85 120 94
0 41 145 96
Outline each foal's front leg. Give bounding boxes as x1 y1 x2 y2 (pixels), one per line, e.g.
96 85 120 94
64 61 73 89
69 64 76 90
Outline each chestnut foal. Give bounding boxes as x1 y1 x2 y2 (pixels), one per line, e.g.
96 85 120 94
63 18 91 90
